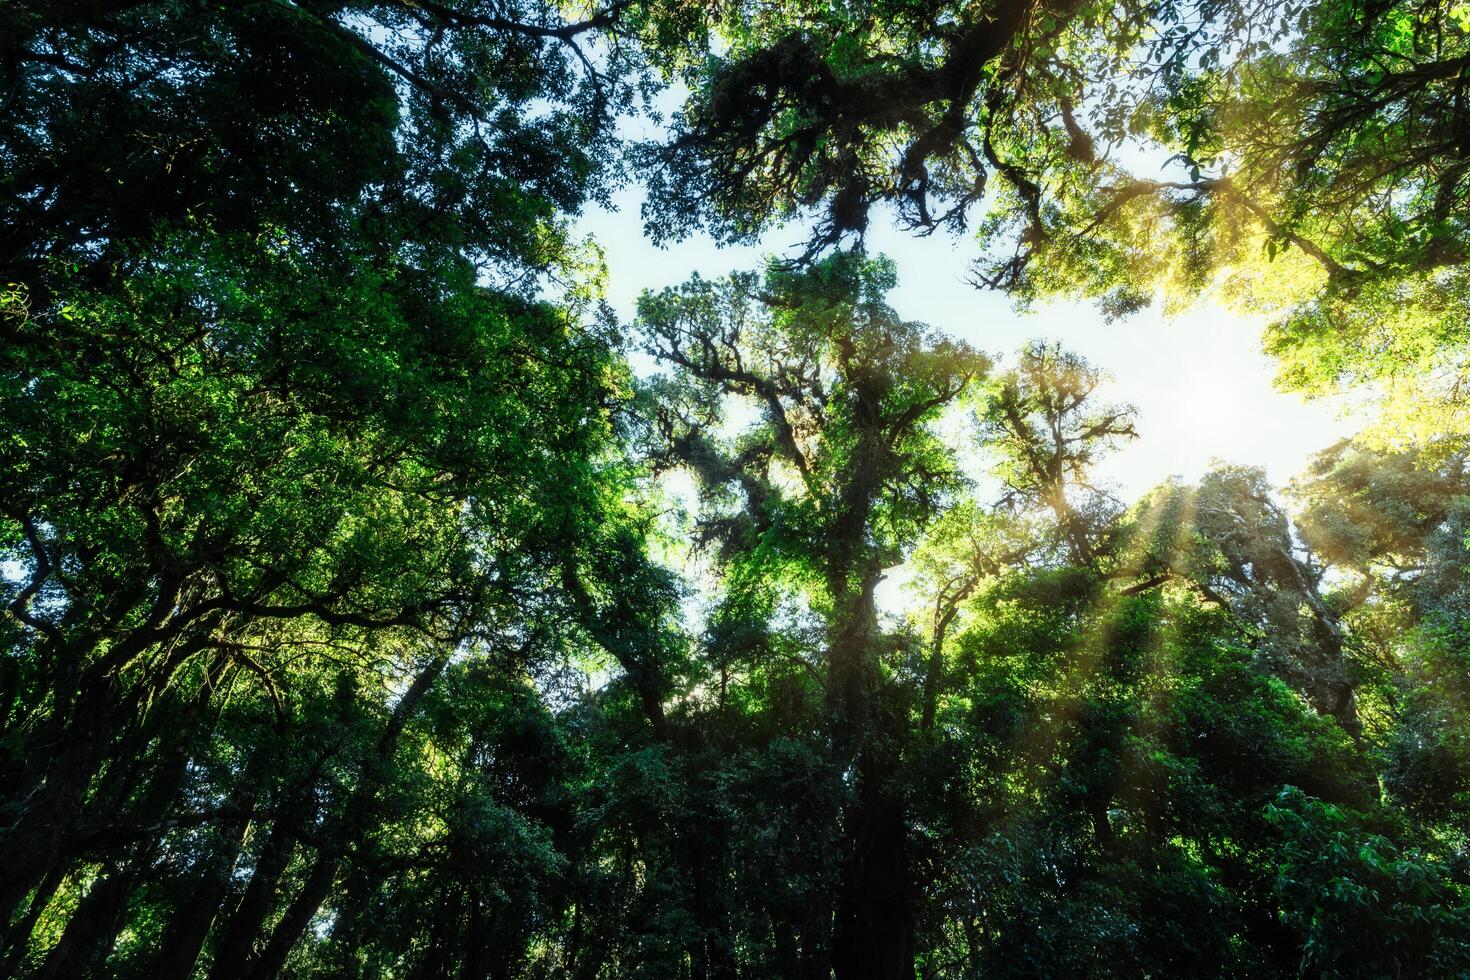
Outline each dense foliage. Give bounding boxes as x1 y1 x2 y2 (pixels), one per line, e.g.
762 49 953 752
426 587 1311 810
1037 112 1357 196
2 0 1468 977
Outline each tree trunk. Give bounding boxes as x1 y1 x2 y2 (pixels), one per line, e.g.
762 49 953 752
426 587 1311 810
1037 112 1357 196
240 653 448 979
150 808 256 980
0 864 64 974
921 586 971 738
33 861 141 980
243 854 338 980
31 655 232 976
0 674 115 920
831 737 915 980
207 815 301 980
0 632 210 922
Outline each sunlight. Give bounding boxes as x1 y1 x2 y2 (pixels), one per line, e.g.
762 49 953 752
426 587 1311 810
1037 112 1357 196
588 196 1357 516
1089 303 1358 498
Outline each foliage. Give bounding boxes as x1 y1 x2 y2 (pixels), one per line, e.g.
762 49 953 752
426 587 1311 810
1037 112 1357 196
4 1 1470 978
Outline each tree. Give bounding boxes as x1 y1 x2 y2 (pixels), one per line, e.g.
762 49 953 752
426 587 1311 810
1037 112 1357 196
641 0 1156 257
643 0 1470 447
1122 466 1365 733
0 1 659 972
977 341 1137 567
900 348 1401 977
637 252 988 978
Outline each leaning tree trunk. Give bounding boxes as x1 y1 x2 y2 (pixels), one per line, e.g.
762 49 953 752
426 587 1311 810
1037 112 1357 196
241 653 448 979
31 655 232 978
33 861 144 980
0 625 214 921
207 806 306 980
0 672 116 921
0 865 63 975
149 804 257 980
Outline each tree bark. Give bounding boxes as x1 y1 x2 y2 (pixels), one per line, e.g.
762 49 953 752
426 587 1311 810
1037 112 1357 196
32 656 231 977
0 673 115 920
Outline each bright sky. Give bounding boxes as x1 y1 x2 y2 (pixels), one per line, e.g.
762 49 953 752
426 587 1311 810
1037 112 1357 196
579 186 1357 503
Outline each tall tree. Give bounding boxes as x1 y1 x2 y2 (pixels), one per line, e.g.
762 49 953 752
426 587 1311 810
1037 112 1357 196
638 252 988 978
0 0 656 971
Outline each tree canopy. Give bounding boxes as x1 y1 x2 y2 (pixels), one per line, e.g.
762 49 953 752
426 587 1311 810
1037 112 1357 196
3 1 1470 978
